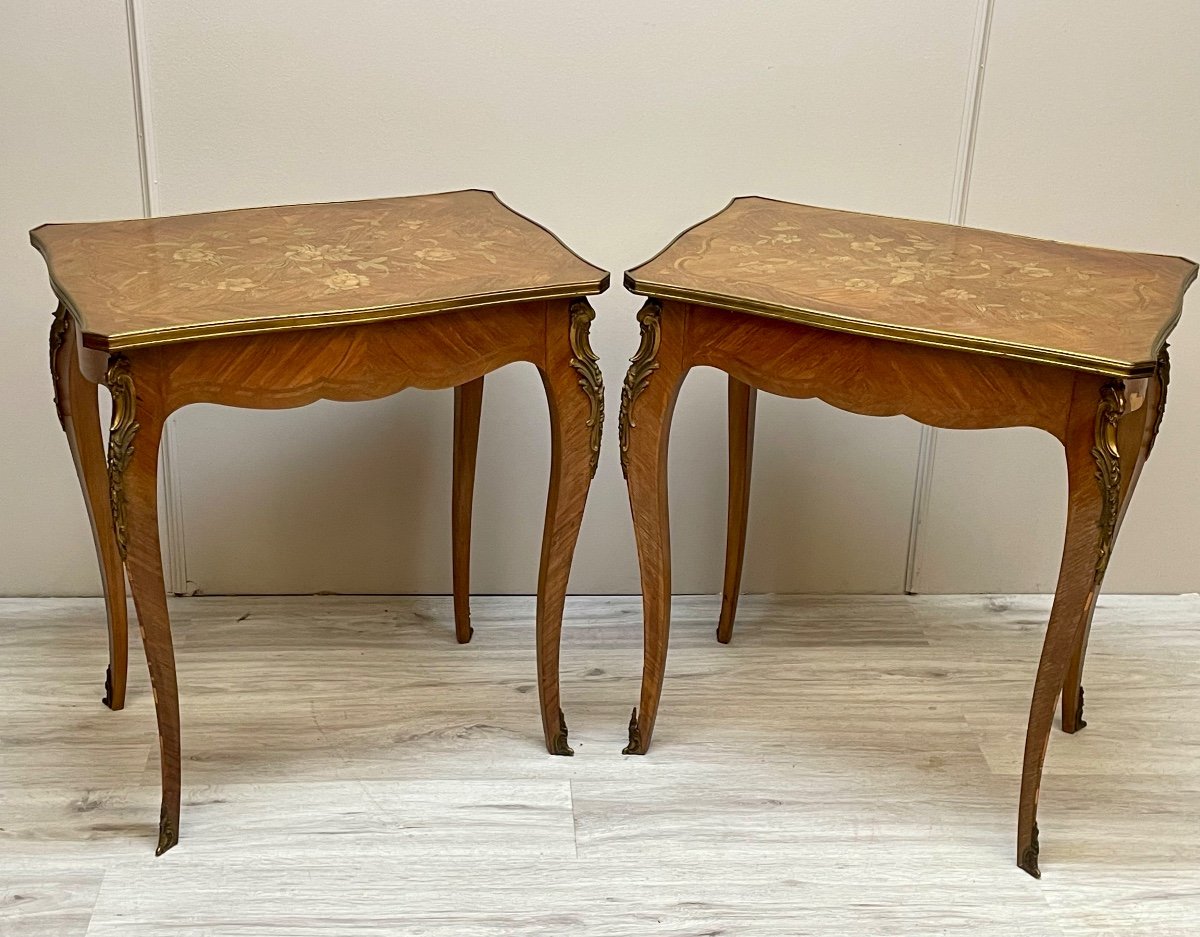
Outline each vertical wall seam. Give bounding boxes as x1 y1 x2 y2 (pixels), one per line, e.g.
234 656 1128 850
903 0 996 594
124 0 191 594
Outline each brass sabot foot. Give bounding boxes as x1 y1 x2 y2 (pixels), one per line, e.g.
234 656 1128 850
549 708 573 757
1017 821 1041 879
622 708 645 755
155 806 178 857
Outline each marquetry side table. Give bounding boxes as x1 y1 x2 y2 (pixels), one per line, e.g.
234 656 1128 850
617 197 1196 877
34 189 608 854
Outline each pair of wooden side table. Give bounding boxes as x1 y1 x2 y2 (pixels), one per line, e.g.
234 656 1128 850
33 190 1195 876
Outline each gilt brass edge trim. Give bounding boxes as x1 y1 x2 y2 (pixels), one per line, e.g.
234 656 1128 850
104 355 139 561
618 299 663 479
75 281 609 352
568 298 604 479
1091 381 1126 584
1147 344 1171 457
624 277 1158 378
49 304 70 428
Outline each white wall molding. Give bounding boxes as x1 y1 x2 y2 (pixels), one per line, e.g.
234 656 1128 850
903 0 996 594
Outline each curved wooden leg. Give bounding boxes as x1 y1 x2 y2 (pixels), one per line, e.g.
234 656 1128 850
619 300 687 755
1061 352 1165 734
106 355 180 855
534 300 603 756
1018 377 1131 878
452 377 484 644
717 376 756 644
50 308 128 710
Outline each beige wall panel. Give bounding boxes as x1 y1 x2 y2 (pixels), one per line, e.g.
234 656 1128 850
0 2 144 595
139 1 980 594
913 0 1200 593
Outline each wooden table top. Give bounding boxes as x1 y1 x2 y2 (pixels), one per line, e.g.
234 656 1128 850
32 190 608 351
626 198 1196 376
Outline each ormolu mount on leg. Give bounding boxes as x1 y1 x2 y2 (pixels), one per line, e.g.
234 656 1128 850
103 355 139 561
618 299 662 479
1018 821 1040 879
568 299 604 478
622 707 644 755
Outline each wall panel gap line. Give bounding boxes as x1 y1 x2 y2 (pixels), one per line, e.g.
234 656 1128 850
904 0 996 594
124 0 190 594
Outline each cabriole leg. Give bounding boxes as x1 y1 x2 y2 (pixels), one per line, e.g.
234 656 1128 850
106 354 180 855
1018 377 1133 877
533 299 603 756
452 377 484 643
50 307 129 710
1060 350 1166 734
717 376 756 644
619 300 688 755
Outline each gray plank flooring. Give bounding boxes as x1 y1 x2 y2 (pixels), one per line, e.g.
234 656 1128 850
1 594 1198 935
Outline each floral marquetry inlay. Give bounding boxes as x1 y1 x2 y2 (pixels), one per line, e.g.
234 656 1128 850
31 190 607 350
626 198 1196 376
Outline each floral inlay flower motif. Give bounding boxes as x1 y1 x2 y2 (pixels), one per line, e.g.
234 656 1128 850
1016 263 1052 278
414 247 458 262
850 235 893 253
324 269 369 291
940 288 976 301
738 260 794 275
173 245 220 265
286 244 358 263
216 278 256 292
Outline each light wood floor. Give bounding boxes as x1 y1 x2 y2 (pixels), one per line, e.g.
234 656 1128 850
2 594 1199 935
